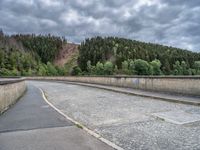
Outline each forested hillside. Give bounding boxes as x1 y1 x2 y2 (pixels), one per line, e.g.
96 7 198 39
0 31 70 76
1 31 200 76
54 43 79 75
76 37 200 75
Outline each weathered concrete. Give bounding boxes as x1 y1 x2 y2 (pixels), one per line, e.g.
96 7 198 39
59 81 200 105
30 81 200 150
0 78 26 114
27 76 200 96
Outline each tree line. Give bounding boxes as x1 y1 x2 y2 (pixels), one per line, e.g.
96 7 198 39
76 36 200 75
13 33 66 63
0 31 67 76
1 31 200 76
72 59 200 76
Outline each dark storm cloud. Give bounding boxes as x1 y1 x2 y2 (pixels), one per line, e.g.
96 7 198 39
0 0 200 51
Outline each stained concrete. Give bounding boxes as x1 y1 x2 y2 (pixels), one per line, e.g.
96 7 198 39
0 79 26 114
27 75 200 96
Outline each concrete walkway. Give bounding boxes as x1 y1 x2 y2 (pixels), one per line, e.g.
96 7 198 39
0 84 114 150
30 81 200 150
62 81 200 106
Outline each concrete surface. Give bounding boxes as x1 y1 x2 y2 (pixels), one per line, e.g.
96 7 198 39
0 78 25 85
0 126 113 150
30 81 200 150
0 84 72 132
153 110 200 125
63 81 200 106
0 79 26 114
0 83 114 150
27 76 200 96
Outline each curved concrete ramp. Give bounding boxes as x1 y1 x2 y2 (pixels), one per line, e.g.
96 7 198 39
0 84 114 150
29 81 200 150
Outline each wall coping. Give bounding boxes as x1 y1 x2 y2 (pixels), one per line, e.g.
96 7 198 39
27 75 200 79
0 77 25 85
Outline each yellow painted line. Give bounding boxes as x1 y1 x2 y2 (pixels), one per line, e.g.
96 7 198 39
39 88 124 150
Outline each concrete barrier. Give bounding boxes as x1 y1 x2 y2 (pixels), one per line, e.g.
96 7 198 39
0 78 26 114
27 76 200 97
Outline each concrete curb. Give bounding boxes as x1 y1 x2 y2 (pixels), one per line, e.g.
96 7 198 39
0 78 25 85
39 88 124 150
60 81 200 106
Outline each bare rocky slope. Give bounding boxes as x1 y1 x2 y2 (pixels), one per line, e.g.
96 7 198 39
54 43 79 68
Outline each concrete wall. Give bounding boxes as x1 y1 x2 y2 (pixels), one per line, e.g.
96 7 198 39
27 76 200 96
0 78 26 114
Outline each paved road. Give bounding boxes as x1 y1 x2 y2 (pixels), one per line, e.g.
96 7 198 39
0 83 114 150
30 81 200 150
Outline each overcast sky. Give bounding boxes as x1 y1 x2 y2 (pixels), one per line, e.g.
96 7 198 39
0 0 200 52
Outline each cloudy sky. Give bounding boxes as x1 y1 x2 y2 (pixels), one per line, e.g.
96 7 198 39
0 0 200 52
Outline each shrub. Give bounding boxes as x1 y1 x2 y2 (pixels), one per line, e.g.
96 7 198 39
134 59 151 75
104 61 113 75
37 64 47 76
194 61 200 75
95 62 104 75
121 60 129 74
150 59 162 75
71 66 82 76
46 62 58 76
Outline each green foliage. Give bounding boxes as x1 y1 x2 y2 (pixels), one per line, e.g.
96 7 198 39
0 48 38 76
0 32 68 77
194 61 200 70
122 60 129 74
55 66 66 76
64 50 79 74
133 59 152 75
172 61 191 75
26 68 33 76
129 60 135 74
150 59 162 75
86 61 114 75
0 49 5 68
14 34 65 63
1 31 200 77
173 61 182 75
181 61 189 75
0 68 12 76
104 61 114 75
87 60 92 73
71 66 82 76
46 62 58 76
38 63 47 76
114 65 119 74
194 61 200 75
78 37 200 75
95 62 104 75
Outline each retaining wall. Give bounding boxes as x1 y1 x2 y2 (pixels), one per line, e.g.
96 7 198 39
0 78 26 114
27 76 200 97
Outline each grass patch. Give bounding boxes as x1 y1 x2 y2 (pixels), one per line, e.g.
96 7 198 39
75 123 83 129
